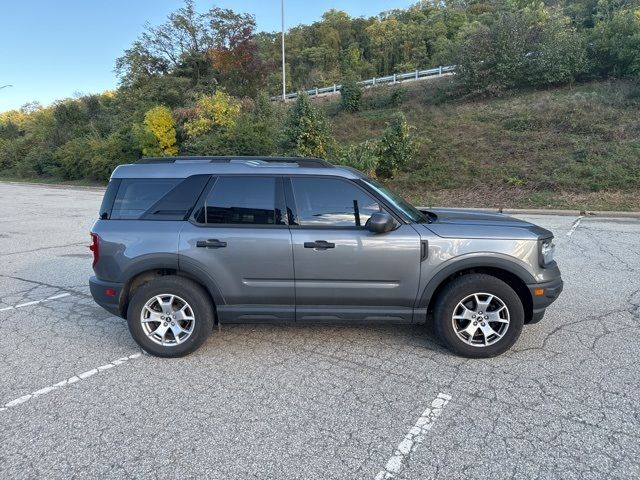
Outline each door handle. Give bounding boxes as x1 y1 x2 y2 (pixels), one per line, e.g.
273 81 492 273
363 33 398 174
304 240 335 250
196 239 227 249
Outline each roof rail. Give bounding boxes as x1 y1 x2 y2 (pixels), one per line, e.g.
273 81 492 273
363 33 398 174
137 156 334 168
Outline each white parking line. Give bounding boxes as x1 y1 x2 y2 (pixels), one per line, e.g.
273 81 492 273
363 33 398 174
0 292 71 312
566 216 584 236
0 353 142 413
375 392 452 480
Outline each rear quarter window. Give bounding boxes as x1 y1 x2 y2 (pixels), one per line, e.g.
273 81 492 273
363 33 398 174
109 178 181 220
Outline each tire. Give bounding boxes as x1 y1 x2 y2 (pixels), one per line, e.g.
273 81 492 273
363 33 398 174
433 273 524 358
127 276 214 358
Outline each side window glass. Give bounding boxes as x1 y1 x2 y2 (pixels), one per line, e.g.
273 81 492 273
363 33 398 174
142 175 210 221
194 176 284 225
110 178 180 220
291 178 382 227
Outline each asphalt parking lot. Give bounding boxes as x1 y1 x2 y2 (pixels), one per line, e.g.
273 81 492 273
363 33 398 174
0 182 638 480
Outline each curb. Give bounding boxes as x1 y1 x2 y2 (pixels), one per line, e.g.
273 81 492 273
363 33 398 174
502 208 640 218
420 206 640 219
0 180 105 192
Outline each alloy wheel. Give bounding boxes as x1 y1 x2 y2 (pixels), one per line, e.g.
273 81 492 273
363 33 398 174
140 294 195 346
451 293 510 347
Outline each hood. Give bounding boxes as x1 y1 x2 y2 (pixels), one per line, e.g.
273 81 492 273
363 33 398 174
418 208 552 240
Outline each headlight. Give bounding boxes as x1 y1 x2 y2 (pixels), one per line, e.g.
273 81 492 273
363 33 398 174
539 238 555 267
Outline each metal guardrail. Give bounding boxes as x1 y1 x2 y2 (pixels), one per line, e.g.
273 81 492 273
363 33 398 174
271 65 455 101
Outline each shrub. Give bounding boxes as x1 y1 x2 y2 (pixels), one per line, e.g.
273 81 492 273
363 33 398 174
182 90 241 138
376 113 416 179
389 87 408 107
185 114 279 157
334 140 379 177
362 86 408 110
55 137 92 179
89 133 137 182
0 138 22 170
282 93 333 158
20 149 59 178
53 133 134 181
340 79 363 112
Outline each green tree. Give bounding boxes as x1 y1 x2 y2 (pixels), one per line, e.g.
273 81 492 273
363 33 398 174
454 8 587 94
591 6 640 77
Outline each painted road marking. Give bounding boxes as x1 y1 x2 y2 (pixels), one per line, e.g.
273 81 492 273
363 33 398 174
375 392 452 480
0 353 142 413
0 292 71 312
566 216 584 237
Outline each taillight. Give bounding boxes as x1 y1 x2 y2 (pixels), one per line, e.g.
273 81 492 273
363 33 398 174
89 233 99 267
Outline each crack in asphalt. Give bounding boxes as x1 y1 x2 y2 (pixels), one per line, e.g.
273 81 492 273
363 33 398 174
0 273 92 300
0 241 88 257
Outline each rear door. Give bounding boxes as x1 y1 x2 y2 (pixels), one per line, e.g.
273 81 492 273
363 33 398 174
178 175 295 322
287 176 422 322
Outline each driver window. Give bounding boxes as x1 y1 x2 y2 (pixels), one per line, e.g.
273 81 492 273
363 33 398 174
291 177 383 227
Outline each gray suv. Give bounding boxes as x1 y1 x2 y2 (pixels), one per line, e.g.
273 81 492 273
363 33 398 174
89 156 563 358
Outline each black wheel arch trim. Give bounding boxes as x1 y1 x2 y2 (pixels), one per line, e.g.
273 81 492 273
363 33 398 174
176 256 226 307
121 253 179 281
417 254 536 309
117 254 226 317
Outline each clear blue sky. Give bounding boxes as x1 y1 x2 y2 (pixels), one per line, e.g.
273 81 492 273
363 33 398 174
0 0 415 111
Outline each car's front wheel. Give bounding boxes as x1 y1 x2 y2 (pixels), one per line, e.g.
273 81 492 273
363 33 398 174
433 273 524 358
127 276 214 357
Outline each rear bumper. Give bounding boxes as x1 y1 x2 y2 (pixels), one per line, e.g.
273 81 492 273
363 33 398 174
89 276 124 317
526 277 563 324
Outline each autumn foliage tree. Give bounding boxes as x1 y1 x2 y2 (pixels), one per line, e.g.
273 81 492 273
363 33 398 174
180 90 241 138
136 106 178 156
206 8 272 97
115 1 271 96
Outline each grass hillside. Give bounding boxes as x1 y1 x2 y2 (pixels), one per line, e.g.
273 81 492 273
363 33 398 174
2 78 638 211
327 79 640 211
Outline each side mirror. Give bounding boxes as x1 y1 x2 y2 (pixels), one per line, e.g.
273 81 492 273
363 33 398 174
367 212 396 234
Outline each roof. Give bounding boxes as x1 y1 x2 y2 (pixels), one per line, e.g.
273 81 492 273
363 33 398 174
136 156 333 168
111 156 363 180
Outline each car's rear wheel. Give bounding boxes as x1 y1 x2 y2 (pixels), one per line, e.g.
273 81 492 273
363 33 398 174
433 273 524 358
127 276 214 357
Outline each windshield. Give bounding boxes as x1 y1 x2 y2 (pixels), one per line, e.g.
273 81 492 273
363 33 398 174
360 178 427 223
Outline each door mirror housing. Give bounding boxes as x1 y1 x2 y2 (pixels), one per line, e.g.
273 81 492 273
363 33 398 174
367 212 396 234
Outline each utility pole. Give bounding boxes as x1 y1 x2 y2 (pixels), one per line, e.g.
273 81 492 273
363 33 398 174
281 0 286 102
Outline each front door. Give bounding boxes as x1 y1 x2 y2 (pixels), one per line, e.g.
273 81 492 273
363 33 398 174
178 175 295 322
287 177 422 322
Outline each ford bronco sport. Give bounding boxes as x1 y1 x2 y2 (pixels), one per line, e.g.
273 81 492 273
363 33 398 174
89 156 563 358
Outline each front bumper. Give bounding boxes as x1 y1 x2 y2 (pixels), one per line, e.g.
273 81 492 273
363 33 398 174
526 277 564 324
89 276 124 317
